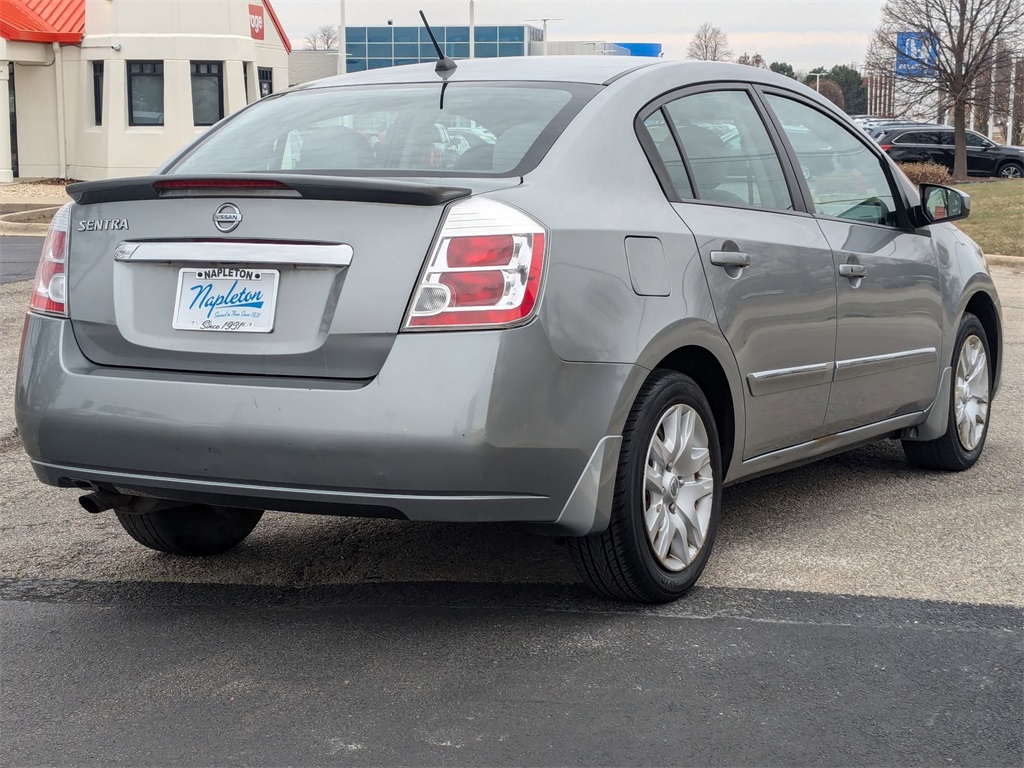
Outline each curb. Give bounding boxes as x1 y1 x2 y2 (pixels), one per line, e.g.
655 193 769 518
0 221 48 236
987 255 1024 269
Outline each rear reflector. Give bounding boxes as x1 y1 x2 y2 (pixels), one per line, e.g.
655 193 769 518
29 203 71 317
404 198 546 330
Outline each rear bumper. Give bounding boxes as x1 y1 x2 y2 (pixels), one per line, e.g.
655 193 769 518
16 313 637 535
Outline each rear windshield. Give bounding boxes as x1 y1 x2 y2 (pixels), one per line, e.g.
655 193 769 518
169 81 599 178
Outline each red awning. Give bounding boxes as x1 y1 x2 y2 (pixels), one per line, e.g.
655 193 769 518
0 0 85 44
263 0 292 54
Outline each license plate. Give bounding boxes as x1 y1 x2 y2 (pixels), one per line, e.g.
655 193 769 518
172 267 280 332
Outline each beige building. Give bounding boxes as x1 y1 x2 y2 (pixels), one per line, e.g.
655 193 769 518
1 0 291 181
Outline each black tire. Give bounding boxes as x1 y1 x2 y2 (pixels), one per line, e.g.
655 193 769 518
568 370 722 603
903 313 992 471
997 162 1023 180
115 504 263 556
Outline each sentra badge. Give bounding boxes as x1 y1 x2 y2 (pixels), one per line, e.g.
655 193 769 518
78 219 129 232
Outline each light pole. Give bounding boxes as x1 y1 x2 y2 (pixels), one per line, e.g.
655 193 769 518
470 0 475 58
812 72 823 91
337 0 346 75
526 18 563 56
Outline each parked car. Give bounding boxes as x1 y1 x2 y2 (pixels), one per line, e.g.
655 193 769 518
880 126 1024 178
867 122 950 142
17 58 1003 603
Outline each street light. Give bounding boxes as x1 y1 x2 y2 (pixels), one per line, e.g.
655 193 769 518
526 17 563 56
470 0 475 58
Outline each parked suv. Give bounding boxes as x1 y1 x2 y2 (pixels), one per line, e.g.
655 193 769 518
880 126 1024 178
16 58 1003 603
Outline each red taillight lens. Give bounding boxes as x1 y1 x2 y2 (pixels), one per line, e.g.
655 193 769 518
446 235 515 268
405 198 546 330
29 203 71 317
880 144 893 151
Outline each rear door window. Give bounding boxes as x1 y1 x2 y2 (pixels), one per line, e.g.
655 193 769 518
894 131 937 145
663 90 793 211
764 95 899 227
170 82 598 177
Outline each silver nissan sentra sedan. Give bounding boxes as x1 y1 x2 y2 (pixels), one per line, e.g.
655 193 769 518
16 56 1002 603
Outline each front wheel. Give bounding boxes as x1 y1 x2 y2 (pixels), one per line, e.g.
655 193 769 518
568 371 722 603
997 162 1022 179
903 312 992 471
115 504 264 556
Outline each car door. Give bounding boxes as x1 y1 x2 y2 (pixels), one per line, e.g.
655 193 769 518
886 130 942 167
644 87 838 458
965 131 999 175
761 92 944 433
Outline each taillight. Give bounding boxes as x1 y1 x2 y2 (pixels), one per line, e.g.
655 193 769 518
29 203 71 317
404 198 546 330
880 144 893 152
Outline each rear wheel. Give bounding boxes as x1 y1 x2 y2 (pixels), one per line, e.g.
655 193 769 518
997 162 1022 179
903 313 992 471
568 371 722 603
115 504 263 556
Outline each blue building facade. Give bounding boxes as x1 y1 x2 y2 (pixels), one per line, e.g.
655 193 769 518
345 25 545 71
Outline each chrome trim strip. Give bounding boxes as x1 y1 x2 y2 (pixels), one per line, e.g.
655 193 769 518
747 362 833 397
834 347 938 381
114 241 354 267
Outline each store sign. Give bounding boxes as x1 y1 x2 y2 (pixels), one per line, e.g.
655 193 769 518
249 4 265 41
895 32 937 78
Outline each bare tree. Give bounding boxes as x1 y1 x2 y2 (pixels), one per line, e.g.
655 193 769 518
869 0 1024 179
736 52 768 68
687 22 732 61
303 24 339 51
816 80 847 109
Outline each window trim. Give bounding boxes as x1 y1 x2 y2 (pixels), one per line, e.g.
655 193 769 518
190 60 225 127
126 60 165 127
753 85 915 232
634 82 808 216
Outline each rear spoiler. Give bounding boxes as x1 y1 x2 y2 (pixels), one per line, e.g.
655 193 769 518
66 174 472 207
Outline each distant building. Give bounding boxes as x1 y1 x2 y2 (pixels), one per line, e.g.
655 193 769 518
288 26 662 86
345 25 543 71
0 0 291 181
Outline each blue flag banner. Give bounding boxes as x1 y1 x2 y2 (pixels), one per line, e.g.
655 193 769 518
895 32 937 78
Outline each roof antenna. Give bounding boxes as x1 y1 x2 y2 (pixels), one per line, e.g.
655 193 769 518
419 10 457 75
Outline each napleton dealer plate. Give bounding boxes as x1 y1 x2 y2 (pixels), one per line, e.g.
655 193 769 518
172 267 280 332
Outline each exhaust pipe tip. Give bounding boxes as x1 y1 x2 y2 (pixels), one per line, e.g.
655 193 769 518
79 491 132 515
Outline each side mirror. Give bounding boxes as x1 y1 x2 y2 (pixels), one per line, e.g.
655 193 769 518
919 184 970 225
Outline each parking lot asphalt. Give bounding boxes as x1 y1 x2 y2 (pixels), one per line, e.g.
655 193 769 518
0 236 43 285
1 266 1021 606
1 266 1021 766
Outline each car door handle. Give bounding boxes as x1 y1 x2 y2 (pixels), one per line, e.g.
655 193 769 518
709 251 751 268
839 263 867 278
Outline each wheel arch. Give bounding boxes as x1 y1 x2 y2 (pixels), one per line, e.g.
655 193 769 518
963 289 1003 397
649 344 739 478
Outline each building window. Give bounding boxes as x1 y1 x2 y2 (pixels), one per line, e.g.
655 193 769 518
127 61 164 126
92 61 104 125
258 68 273 98
190 61 224 126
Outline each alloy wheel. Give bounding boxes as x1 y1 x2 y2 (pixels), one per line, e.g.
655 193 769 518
999 165 1022 179
643 404 715 572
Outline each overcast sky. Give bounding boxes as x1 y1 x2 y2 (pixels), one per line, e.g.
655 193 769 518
272 0 887 70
